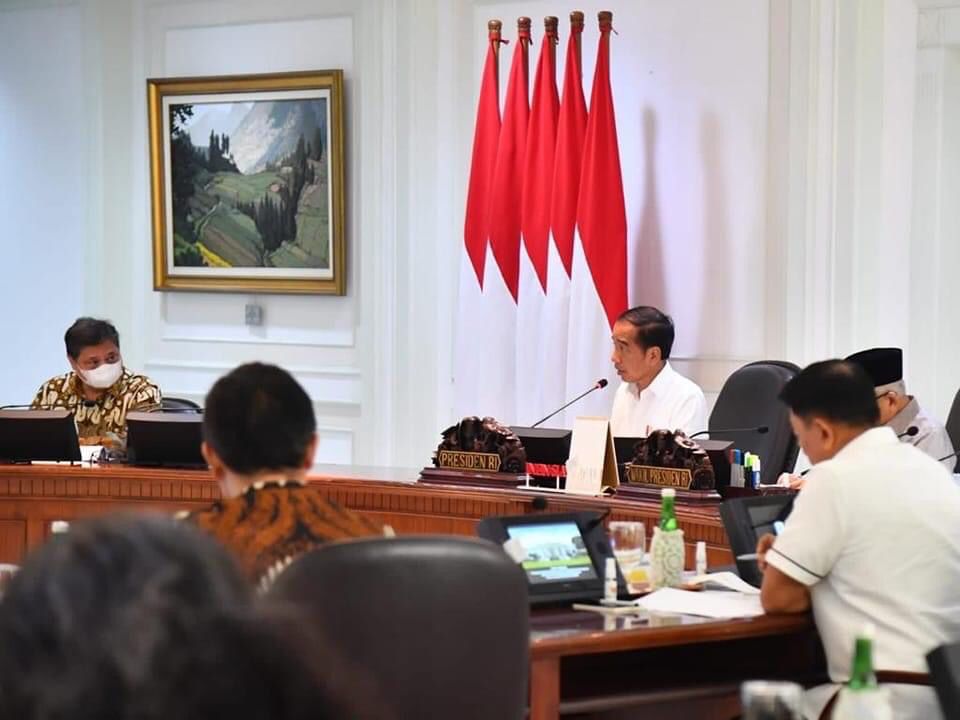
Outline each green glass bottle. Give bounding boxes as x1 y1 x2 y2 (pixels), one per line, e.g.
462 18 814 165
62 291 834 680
659 488 678 531
847 627 878 691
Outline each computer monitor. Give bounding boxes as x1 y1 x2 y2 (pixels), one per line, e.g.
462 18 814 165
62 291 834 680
477 511 628 606
125 411 205 468
0 410 81 462
509 426 572 466
719 494 796 587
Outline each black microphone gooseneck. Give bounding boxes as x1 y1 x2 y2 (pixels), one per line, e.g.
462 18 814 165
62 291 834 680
688 425 769 440
530 379 609 428
897 426 919 439
936 448 960 465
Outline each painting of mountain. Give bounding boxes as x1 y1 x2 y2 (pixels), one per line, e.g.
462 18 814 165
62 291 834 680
167 96 330 271
149 70 345 294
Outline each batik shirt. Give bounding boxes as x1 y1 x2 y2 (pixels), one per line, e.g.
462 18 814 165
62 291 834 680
31 369 161 442
185 481 387 588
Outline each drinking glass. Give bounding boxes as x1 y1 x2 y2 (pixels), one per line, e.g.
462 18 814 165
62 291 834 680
608 521 647 588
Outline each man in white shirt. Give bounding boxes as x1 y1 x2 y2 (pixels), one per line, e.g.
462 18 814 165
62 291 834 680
757 359 960 720
608 306 707 437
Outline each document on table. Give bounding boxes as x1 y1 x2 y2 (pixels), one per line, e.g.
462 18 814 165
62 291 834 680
638 588 764 619
687 571 760 595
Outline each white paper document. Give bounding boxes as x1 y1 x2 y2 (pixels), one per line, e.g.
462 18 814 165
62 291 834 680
687 571 761 595
638 588 765 619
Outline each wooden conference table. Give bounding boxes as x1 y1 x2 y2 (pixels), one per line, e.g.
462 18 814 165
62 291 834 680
0 462 823 718
0 462 733 565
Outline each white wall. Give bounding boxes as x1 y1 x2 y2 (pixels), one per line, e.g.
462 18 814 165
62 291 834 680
1 0 956 465
0 3 86 404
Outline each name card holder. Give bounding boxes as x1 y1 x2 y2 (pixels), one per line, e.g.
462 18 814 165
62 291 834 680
561 417 619 496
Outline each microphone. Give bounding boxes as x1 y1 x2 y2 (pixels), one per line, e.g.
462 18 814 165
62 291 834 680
531 379 608 428
897 426 919 439
688 425 769 439
936 448 960 465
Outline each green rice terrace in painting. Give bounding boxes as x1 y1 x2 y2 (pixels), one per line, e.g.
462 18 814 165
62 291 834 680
168 98 330 269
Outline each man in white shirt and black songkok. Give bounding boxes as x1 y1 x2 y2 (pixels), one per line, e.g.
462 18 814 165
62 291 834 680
845 347 955 472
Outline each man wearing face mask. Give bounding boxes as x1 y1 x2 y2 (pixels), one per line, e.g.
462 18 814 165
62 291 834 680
31 318 161 446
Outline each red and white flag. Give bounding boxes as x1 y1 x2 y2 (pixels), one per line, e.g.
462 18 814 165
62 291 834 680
476 18 531 422
565 11 628 417
546 12 588 427
515 17 560 424
453 21 504 419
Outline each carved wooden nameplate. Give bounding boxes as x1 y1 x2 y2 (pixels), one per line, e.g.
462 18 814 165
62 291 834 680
436 450 501 472
625 464 693 490
421 416 527 489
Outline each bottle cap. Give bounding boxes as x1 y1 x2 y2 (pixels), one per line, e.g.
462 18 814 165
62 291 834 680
605 557 616 576
661 488 676 498
859 622 876 640
695 540 706 557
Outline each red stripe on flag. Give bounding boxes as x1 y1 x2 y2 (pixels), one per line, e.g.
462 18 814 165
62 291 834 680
487 21 531 302
550 15 587 279
577 14 627 329
520 22 559 293
463 24 503 289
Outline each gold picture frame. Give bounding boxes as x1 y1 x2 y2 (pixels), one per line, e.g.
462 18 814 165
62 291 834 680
147 70 346 294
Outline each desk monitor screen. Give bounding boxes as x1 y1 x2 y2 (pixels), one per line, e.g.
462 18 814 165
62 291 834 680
126 411 205 468
0 410 81 463
477 511 626 606
509 427 572 466
505 521 598 585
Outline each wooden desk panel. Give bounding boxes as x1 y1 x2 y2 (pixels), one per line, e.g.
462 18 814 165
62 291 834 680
0 464 732 567
529 610 824 719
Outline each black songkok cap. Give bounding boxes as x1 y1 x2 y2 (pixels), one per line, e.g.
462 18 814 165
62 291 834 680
844 347 903 387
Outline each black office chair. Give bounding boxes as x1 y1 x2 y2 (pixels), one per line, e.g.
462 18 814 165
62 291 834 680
928 642 960 717
946 388 960 472
707 360 800 486
160 396 201 411
268 536 529 720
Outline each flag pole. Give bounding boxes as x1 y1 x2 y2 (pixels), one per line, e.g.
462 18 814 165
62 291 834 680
488 19 503 69
570 11 584 67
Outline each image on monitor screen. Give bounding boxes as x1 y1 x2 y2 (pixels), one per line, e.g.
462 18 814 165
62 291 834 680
506 521 599 584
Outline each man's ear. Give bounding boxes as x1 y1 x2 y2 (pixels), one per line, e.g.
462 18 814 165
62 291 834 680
201 441 225 477
647 346 662 363
812 418 834 446
301 433 319 469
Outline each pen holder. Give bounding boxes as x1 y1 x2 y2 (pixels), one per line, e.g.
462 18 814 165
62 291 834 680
649 527 685 589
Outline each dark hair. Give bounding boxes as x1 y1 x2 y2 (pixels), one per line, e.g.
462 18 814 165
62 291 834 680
779 359 880 428
616 306 675 359
0 516 360 720
203 363 316 475
65 317 120 359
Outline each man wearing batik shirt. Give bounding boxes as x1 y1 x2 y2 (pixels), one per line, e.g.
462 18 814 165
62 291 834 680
32 318 161 446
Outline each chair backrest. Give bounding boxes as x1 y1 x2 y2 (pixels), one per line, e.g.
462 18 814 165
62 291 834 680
160 396 201 411
946 388 960 472
708 360 800 486
268 536 529 720
927 642 960 717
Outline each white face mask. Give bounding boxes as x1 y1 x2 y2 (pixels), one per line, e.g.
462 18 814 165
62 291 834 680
80 360 123 389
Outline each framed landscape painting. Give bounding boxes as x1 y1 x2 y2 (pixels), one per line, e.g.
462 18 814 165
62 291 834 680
147 70 345 294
